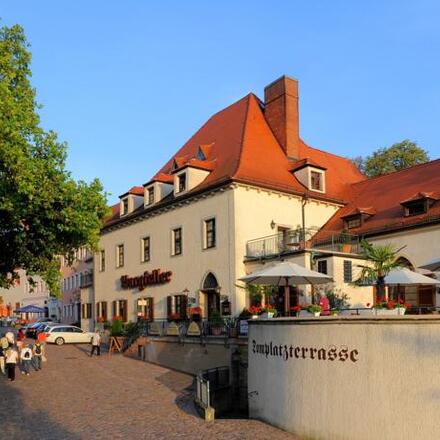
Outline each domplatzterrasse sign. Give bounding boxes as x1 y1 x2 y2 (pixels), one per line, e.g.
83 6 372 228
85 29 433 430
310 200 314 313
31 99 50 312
252 340 359 363
120 269 172 291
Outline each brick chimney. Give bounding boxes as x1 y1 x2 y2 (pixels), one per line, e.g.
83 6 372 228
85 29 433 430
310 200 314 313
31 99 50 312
264 75 300 159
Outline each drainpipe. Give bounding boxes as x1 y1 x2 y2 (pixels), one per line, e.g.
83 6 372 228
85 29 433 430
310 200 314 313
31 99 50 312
301 194 309 249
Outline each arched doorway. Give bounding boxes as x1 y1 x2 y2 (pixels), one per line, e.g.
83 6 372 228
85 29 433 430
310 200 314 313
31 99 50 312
202 272 220 318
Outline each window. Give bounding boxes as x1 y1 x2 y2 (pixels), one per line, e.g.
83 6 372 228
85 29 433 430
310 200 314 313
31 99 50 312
405 200 427 216
122 198 129 215
172 228 182 255
310 171 323 191
99 250 105 272
147 187 155 205
204 218 216 249
116 244 124 268
197 148 206 160
96 301 108 321
167 295 187 320
141 237 151 262
178 173 186 193
346 216 361 229
317 260 328 274
112 300 128 322
81 303 92 319
343 260 352 283
137 297 154 321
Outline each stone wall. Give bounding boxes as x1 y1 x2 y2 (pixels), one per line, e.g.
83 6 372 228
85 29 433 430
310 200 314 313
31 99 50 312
248 316 440 440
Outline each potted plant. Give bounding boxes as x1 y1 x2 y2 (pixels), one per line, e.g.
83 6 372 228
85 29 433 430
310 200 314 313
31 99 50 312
260 306 277 319
225 317 239 337
291 305 302 317
373 298 410 316
307 304 322 317
248 305 262 319
210 310 224 336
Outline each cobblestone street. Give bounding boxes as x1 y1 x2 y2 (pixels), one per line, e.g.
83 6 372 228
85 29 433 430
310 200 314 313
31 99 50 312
0 342 297 439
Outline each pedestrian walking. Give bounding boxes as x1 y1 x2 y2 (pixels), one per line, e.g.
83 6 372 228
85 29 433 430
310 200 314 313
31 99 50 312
90 330 101 357
17 328 25 353
0 334 8 351
32 341 44 370
0 344 5 375
5 346 19 381
5 330 15 347
20 344 33 376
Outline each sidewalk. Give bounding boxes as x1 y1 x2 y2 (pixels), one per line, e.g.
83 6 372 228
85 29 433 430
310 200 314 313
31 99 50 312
0 342 298 439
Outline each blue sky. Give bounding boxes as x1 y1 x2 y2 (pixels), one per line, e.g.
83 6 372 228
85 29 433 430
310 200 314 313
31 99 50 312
2 1 440 204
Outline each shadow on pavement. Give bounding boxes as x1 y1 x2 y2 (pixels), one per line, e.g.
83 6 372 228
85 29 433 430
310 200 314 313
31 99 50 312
0 377 80 440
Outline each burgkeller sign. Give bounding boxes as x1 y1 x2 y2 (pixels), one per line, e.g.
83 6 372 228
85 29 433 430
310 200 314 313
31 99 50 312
120 269 172 291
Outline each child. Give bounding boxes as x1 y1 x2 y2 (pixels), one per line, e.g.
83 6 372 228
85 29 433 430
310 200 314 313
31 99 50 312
20 344 33 376
5 346 19 381
33 341 44 370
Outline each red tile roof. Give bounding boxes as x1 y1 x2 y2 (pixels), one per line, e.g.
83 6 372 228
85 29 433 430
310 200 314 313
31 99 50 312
150 93 364 202
315 159 440 239
119 186 144 197
400 191 439 205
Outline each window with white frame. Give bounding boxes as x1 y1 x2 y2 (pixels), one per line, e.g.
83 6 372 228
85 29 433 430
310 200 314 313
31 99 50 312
177 173 186 193
204 218 216 249
172 228 182 255
116 244 124 268
310 170 324 192
121 198 129 215
147 187 155 205
141 236 151 262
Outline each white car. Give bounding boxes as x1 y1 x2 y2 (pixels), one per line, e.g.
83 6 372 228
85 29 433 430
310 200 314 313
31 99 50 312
45 325 93 345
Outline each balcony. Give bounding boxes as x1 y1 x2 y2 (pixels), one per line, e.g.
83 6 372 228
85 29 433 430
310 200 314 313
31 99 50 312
80 271 93 288
245 230 360 259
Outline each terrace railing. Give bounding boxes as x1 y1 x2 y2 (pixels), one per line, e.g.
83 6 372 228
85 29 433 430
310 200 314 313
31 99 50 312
245 230 361 259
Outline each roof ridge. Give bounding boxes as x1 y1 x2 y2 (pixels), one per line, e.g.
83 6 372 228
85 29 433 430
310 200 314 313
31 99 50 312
352 157 440 188
231 94 253 178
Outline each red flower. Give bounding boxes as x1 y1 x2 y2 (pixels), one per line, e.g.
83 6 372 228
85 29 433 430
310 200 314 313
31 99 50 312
248 306 262 315
291 305 302 312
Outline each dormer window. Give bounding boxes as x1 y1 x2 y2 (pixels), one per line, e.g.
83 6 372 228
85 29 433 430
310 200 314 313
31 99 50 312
291 160 326 193
404 200 427 216
400 192 437 217
178 173 186 193
147 187 155 205
122 198 128 216
346 216 361 229
197 148 206 161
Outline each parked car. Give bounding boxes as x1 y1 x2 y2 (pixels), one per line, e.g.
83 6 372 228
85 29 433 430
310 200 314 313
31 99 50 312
27 322 56 339
44 325 93 345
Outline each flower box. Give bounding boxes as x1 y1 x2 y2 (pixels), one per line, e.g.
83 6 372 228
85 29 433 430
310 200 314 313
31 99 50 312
374 308 399 316
260 312 275 319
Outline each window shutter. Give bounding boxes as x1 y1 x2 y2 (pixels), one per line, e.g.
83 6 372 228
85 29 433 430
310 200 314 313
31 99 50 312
167 296 172 318
96 302 100 318
103 302 108 321
147 297 154 321
180 295 188 319
121 300 128 322
87 303 92 319
112 300 117 319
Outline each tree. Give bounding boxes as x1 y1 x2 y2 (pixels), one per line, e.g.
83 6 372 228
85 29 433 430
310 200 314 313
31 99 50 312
0 23 109 295
356 240 404 302
353 140 429 177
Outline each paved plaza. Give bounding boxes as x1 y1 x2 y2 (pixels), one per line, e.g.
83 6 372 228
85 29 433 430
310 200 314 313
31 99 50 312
0 341 297 439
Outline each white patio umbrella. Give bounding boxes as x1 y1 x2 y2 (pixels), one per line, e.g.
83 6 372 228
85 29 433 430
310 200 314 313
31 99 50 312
385 267 440 285
239 261 333 314
419 257 440 272
384 267 440 304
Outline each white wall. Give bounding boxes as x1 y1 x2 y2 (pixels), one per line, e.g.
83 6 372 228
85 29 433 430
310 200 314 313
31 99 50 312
249 317 440 440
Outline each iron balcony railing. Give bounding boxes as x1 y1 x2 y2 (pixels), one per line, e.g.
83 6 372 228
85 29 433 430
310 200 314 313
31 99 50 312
80 271 93 288
245 230 360 259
